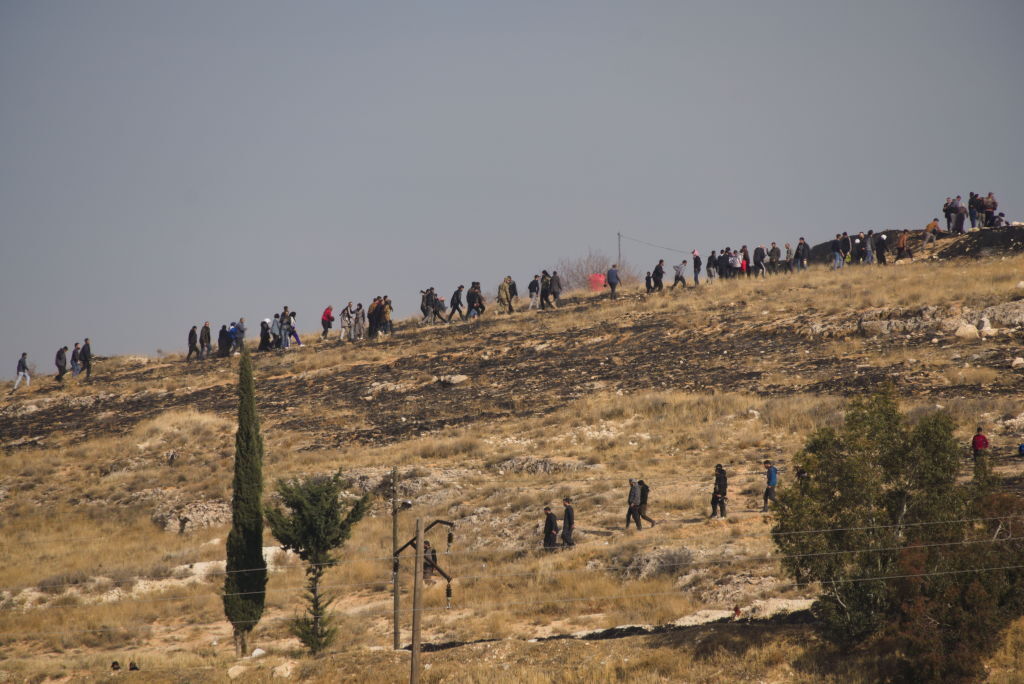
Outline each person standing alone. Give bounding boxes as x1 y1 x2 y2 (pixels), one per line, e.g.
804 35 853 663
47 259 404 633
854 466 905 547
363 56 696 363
710 464 728 519
761 460 778 512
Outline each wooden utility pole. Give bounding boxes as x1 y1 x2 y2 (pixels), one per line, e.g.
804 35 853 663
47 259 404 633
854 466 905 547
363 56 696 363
617 231 622 266
391 466 401 650
410 517 424 684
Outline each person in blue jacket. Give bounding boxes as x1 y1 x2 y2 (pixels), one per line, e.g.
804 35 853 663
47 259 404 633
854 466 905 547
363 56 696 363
762 460 779 512
606 265 620 299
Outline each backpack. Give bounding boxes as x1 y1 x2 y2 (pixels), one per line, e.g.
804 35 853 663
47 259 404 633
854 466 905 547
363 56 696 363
1018 444 1024 457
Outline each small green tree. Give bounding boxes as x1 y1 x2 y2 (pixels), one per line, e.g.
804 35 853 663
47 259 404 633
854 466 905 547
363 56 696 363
223 349 267 656
775 386 1024 681
266 472 371 654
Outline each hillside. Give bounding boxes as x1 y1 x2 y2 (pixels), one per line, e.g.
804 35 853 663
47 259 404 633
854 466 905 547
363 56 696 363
4 231 1024 682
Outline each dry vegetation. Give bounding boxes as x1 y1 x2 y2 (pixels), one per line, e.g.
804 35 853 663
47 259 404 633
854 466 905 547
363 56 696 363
3 247 1024 681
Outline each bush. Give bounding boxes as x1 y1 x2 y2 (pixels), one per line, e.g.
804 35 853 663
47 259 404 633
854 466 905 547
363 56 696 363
774 386 1024 681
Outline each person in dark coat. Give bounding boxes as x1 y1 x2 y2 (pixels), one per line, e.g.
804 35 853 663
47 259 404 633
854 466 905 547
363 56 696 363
692 251 702 285
217 325 231 357
874 232 888 265
652 260 665 291
186 326 199 361
561 498 575 547
645 271 653 293
199 322 212 359
448 285 466 322
606 265 621 299
55 346 68 383
258 319 272 351
711 464 728 519
80 339 92 379
508 277 519 304
540 271 554 309
543 506 559 551
637 479 656 527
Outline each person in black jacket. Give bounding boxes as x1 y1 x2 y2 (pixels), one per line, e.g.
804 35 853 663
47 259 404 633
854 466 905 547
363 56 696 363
543 506 559 551
186 326 199 361
527 275 541 310
70 342 82 377
561 498 575 547
55 346 68 383
794 238 810 271
422 540 438 584
874 232 888 265
80 339 92 379
448 285 466 322
637 479 657 527
711 464 728 519
508 277 519 304
692 251 702 285
652 260 665 291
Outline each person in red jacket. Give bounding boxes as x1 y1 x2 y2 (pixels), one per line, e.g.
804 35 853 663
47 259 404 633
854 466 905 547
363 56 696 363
971 427 989 461
321 306 335 340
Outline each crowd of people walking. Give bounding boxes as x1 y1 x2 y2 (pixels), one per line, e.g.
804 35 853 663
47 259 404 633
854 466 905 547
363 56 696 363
9 194 1014 392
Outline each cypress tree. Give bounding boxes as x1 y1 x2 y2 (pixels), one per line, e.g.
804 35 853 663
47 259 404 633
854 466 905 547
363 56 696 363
223 349 267 657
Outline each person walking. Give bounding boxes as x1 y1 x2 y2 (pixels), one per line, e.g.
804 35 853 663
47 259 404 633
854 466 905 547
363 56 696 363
55 346 68 383
710 464 728 519
448 286 466 322
968 192 980 229
561 497 575 547
70 342 83 378
13 353 30 392
831 234 844 270
287 312 301 346
874 232 889 265
199 322 212 359
794 237 810 271
692 251 702 285
508 277 519 306
671 259 688 289
864 231 875 265
645 271 653 293
625 479 642 530
270 314 283 349
321 306 335 340
186 326 200 361
497 277 513 314
550 271 563 305
80 338 92 379
761 460 778 512
540 271 554 309
652 260 665 292
637 479 656 527
606 265 620 299
543 506 560 551
922 218 940 249
528 275 541 310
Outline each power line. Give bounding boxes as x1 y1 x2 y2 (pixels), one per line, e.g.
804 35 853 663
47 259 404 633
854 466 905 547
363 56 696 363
619 233 691 255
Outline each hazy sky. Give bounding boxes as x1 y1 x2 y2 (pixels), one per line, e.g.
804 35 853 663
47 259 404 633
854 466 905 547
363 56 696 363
2 1 1022 366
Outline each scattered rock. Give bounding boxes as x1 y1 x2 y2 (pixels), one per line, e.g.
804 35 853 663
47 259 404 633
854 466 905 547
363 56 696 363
272 661 296 678
954 324 980 340
492 456 592 474
250 648 266 659
227 665 248 679
1013 358 1024 369
619 547 693 579
436 374 469 386
151 499 231 533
